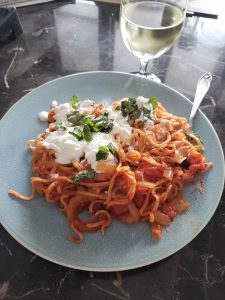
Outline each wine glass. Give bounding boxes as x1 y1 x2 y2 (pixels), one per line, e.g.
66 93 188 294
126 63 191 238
120 0 188 80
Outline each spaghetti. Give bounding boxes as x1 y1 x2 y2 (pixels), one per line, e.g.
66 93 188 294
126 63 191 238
9 96 213 243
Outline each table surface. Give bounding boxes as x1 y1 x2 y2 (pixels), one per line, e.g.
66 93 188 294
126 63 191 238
0 1 225 299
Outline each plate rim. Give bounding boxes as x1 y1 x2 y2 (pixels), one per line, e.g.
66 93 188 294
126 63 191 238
0 71 224 272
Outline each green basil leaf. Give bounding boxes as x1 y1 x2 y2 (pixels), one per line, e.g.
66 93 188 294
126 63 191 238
102 122 114 133
83 124 93 142
107 142 116 154
130 110 141 120
84 117 95 131
126 105 136 114
94 115 108 124
70 95 78 108
121 98 140 120
89 116 105 132
67 112 114 136
148 97 158 109
96 146 109 161
68 128 83 141
93 124 103 132
67 113 83 125
142 107 153 120
56 123 67 131
92 116 114 133
128 97 136 105
121 100 129 110
142 107 150 117
73 169 95 184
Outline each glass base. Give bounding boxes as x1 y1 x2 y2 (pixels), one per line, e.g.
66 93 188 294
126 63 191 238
131 72 161 83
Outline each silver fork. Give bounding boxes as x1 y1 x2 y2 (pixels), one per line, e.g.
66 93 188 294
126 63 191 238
189 72 212 127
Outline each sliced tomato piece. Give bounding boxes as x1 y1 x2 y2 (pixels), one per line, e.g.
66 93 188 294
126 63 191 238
143 167 163 183
151 224 163 239
154 211 171 226
188 152 204 165
160 203 177 221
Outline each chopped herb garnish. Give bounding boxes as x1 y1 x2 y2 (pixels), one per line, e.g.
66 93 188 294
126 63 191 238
56 123 67 131
142 105 155 121
121 98 140 120
73 169 95 184
148 97 158 109
130 110 142 120
142 106 149 116
107 142 116 154
103 121 114 133
93 119 106 130
96 146 109 161
67 112 85 126
128 97 136 105
89 115 114 133
67 111 114 137
68 128 84 141
94 115 109 124
115 105 121 111
126 100 136 115
121 100 129 111
70 95 78 108
83 124 93 142
96 143 116 161
84 117 95 130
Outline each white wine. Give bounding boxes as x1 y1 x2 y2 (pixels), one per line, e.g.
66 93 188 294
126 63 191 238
120 1 185 59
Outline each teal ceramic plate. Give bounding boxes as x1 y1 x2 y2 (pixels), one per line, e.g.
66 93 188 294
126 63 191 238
0 72 224 271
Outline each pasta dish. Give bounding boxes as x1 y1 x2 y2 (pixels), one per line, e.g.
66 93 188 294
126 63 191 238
9 95 212 243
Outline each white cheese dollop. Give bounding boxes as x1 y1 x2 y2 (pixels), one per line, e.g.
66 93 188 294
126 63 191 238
136 96 148 109
105 107 132 141
84 132 116 170
42 131 117 171
51 100 58 107
40 98 152 171
39 111 48 122
145 119 154 130
136 96 155 130
79 99 95 113
54 103 74 126
136 96 153 111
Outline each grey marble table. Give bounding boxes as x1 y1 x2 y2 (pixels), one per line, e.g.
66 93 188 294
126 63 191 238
0 1 225 299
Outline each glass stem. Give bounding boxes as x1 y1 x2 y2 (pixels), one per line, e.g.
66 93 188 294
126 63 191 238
139 58 149 76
